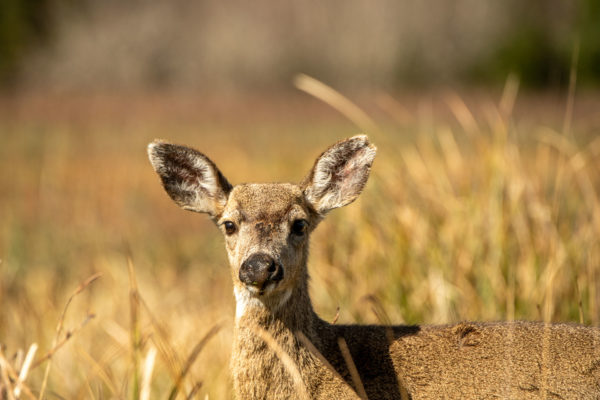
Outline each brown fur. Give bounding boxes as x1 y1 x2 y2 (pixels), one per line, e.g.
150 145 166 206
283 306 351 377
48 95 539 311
148 135 600 399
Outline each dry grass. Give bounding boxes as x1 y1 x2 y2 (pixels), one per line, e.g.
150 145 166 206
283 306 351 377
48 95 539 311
0 84 599 398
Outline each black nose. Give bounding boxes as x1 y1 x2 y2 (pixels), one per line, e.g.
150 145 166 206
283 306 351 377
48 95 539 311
239 253 283 290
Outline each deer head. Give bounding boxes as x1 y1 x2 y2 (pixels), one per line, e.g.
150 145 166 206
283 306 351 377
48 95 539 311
148 135 376 314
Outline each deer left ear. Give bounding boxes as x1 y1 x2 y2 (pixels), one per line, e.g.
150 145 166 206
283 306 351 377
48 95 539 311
301 135 376 215
147 140 232 217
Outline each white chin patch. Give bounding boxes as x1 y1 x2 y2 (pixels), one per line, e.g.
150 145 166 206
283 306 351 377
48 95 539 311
234 286 292 320
245 286 262 295
244 281 278 296
234 286 263 321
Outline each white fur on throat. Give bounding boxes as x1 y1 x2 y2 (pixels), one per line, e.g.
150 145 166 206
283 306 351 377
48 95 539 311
234 286 293 321
234 286 263 321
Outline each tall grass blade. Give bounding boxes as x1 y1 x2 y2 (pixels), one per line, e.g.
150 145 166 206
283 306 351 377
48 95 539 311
337 337 368 400
251 326 310 400
167 324 221 400
14 343 37 399
128 259 142 400
294 74 377 134
37 273 101 400
140 346 157 400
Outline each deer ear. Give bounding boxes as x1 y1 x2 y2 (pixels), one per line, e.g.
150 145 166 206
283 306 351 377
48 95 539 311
147 140 232 217
301 135 376 215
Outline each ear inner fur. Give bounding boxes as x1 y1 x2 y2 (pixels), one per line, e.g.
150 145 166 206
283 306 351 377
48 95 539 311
301 135 376 215
147 140 232 217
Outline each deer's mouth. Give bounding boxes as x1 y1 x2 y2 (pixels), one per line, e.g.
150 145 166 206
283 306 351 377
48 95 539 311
242 269 285 297
244 281 280 297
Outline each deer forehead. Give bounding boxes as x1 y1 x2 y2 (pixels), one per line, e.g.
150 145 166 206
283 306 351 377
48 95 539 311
224 183 308 223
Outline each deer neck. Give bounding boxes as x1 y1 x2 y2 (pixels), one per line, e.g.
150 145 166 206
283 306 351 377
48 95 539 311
231 275 326 397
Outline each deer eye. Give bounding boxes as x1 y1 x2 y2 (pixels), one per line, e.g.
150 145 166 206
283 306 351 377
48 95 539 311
291 219 308 236
223 221 237 235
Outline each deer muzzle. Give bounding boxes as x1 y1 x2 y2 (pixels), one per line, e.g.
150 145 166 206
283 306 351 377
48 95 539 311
239 253 283 292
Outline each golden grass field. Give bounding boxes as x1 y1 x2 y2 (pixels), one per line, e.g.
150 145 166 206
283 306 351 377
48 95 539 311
1 80 600 398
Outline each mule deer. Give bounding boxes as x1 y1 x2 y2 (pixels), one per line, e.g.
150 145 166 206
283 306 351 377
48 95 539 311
148 135 600 399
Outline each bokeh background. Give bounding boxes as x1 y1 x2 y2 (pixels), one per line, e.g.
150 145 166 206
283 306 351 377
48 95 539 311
1 1 600 399
2 0 600 91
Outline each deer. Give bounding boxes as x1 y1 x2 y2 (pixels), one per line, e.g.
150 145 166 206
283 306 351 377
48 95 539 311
148 135 600 399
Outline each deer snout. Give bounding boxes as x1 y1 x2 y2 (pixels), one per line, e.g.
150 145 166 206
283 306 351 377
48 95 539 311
239 253 283 291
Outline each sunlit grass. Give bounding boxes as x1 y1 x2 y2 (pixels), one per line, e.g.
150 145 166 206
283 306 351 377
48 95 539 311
0 88 599 398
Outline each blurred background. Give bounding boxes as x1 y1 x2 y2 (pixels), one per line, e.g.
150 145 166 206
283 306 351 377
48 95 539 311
1 0 600 91
1 1 600 399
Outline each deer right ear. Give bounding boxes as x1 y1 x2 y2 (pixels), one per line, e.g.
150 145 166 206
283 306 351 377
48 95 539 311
301 135 376 215
147 140 232 217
